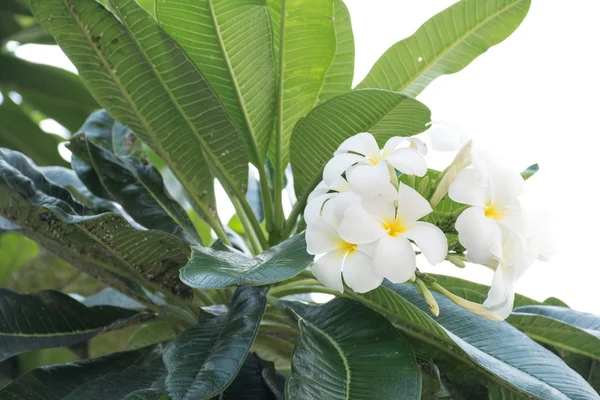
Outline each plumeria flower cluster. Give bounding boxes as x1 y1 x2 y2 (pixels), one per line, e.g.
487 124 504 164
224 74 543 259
305 132 448 294
448 155 555 319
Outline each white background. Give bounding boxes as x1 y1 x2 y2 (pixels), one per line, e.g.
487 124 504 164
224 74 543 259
13 0 600 313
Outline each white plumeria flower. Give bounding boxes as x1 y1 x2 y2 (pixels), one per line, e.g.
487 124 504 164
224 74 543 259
323 132 427 195
306 215 381 293
304 177 360 225
337 182 448 284
426 121 469 152
449 163 526 259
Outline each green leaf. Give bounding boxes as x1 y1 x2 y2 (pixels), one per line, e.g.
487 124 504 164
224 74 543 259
284 298 422 400
221 354 283 400
0 54 98 132
0 232 39 286
180 233 312 289
164 287 267 400
126 321 177 351
0 92 66 167
32 0 249 226
356 0 531 97
521 163 539 181
349 283 599 399
0 148 193 300
563 354 600 392
0 288 141 361
508 306 600 361
290 89 431 200
317 0 355 103
269 0 337 173
156 0 276 165
0 346 166 399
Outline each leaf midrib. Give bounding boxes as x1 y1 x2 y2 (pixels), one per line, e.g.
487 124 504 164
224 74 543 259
300 318 351 399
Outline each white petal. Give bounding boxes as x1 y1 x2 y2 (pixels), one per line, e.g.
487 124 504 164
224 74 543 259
484 265 515 319
321 190 361 228
409 138 428 155
396 182 432 221
342 251 383 293
455 207 503 258
498 204 528 236
427 124 463 152
347 162 390 196
360 191 397 222
385 148 427 177
329 176 350 193
304 193 334 225
405 222 448 265
488 164 525 207
383 136 409 155
466 247 496 266
305 217 341 255
357 242 378 258
323 154 364 185
374 235 416 283
338 203 387 244
307 181 329 203
312 250 345 293
334 132 380 159
448 168 487 207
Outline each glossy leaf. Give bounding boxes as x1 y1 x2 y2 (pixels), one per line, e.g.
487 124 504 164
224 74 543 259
0 346 166 399
0 232 38 286
290 89 431 200
156 0 276 165
284 298 422 400
0 148 192 299
32 0 249 224
269 0 337 173
221 354 283 400
0 93 66 167
0 54 98 132
350 283 599 399
317 0 355 103
508 306 600 360
357 0 531 96
0 288 140 361
164 287 267 400
180 233 312 289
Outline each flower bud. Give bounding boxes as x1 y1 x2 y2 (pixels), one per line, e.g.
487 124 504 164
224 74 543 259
429 165 457 208
431 283 503 321
415 279 440 317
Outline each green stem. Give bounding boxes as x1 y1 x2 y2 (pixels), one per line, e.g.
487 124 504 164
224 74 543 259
273 0 288 238
258 166 275 235
231 197 263 255
209 215 231 246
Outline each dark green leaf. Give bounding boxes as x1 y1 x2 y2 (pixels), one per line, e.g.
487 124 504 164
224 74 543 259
0 92 66 167
4 25 55 45
0 288 140 361
350 283 599 399
0 148 193 299
317 0 355 103
508 306 600 360
563 354 600 391
32 0 249 226
284 298 422 400
220 354 281 400
0 54 98 132
0 346 166 399
164 287 267 400
290 89 431 200
356 0 531 97
156 0 276 166
180 233 312 289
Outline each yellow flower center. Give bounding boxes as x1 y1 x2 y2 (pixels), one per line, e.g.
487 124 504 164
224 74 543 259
338 240 358 255
382 216 408 237
484 202 504 220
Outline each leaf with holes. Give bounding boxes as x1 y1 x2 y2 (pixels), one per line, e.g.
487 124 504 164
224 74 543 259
0 288 142 362
180 233 312 289
156 0 276 166
290 89 431 201
357 0 531 96
284 298 422 400
31 0 249 227
164 287 267 400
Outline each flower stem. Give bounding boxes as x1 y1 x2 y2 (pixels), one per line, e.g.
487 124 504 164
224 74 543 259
231 197 264 255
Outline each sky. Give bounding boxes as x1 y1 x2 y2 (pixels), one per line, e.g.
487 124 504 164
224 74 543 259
12 0 600 313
